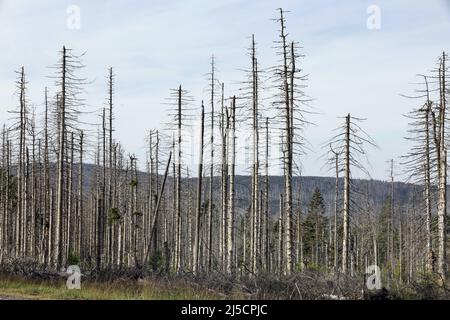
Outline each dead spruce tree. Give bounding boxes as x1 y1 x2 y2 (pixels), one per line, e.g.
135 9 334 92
402 75 437 273
51 46 86 269
163 85 194 273
249 35 260 275
325 143 340 271
226 96 236 275
205 56 220 271
7 67 30 259
435 52 448 281
219 84 228 272
193 102 205 274
325 114 376 274
272 8 312 275
402 53 449 281
106 67 115 266
238 34 264 274
263 117 271 272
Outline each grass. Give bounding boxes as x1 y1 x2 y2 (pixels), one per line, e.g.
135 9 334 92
0 273 221 300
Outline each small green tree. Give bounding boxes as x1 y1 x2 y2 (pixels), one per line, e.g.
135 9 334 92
303 188 327 269
108 207 121 225
67 251 80 265
149 250 164 272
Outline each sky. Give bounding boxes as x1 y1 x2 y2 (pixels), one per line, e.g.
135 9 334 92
0 0 449 181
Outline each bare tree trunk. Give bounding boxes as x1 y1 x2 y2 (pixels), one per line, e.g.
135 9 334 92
30 121 36 259
279 8 292 276
342 114 350 273
389 159 395 280
67 132 74 257
208 56 215 272
55 47 67 268
108 68 114 265
278 194 284 275
424 99 434 272
43 88 50 266
194 102 205 274
78 131 84 261
264 117 270 272
144 152 172 268
48 187 54 266
220 83 227 272
399 215 403 283
250 35 260 275
16 67 26 259
226 97 236 274
24 148 29 257
331 145 339 271
175 86 182 273
437 53 447 281
0 128 6 262
95 138 102 269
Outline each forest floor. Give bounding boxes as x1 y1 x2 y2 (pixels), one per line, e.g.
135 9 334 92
1 270 448 300
0 274 223 300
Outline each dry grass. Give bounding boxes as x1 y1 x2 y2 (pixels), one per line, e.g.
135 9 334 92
0 273 220 300
3 269 447 300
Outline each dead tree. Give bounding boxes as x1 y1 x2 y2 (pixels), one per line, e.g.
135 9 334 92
8 67 28 259
402 56 450 278
226 96 236 274
218 84 227 269
402 74 436 273
206 56 218 271
193 102 205 274
144 152 172 269
264 117 270 271
272 8 312 275
329 144 339 271
52 46 86 268
163 85 193 272
435 52 448 280
325 114 376 273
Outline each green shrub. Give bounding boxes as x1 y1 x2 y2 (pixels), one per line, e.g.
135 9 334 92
108 208 121 225
149 250 164 272
129 179 138 187
67 251 80 266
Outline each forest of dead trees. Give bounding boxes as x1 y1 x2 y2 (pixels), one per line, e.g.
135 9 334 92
0 9 449 288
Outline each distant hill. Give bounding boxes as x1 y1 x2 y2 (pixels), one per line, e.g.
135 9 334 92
80 163 417 216
231 175 415 216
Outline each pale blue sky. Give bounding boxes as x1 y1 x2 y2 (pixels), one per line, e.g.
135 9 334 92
0 0 449 180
